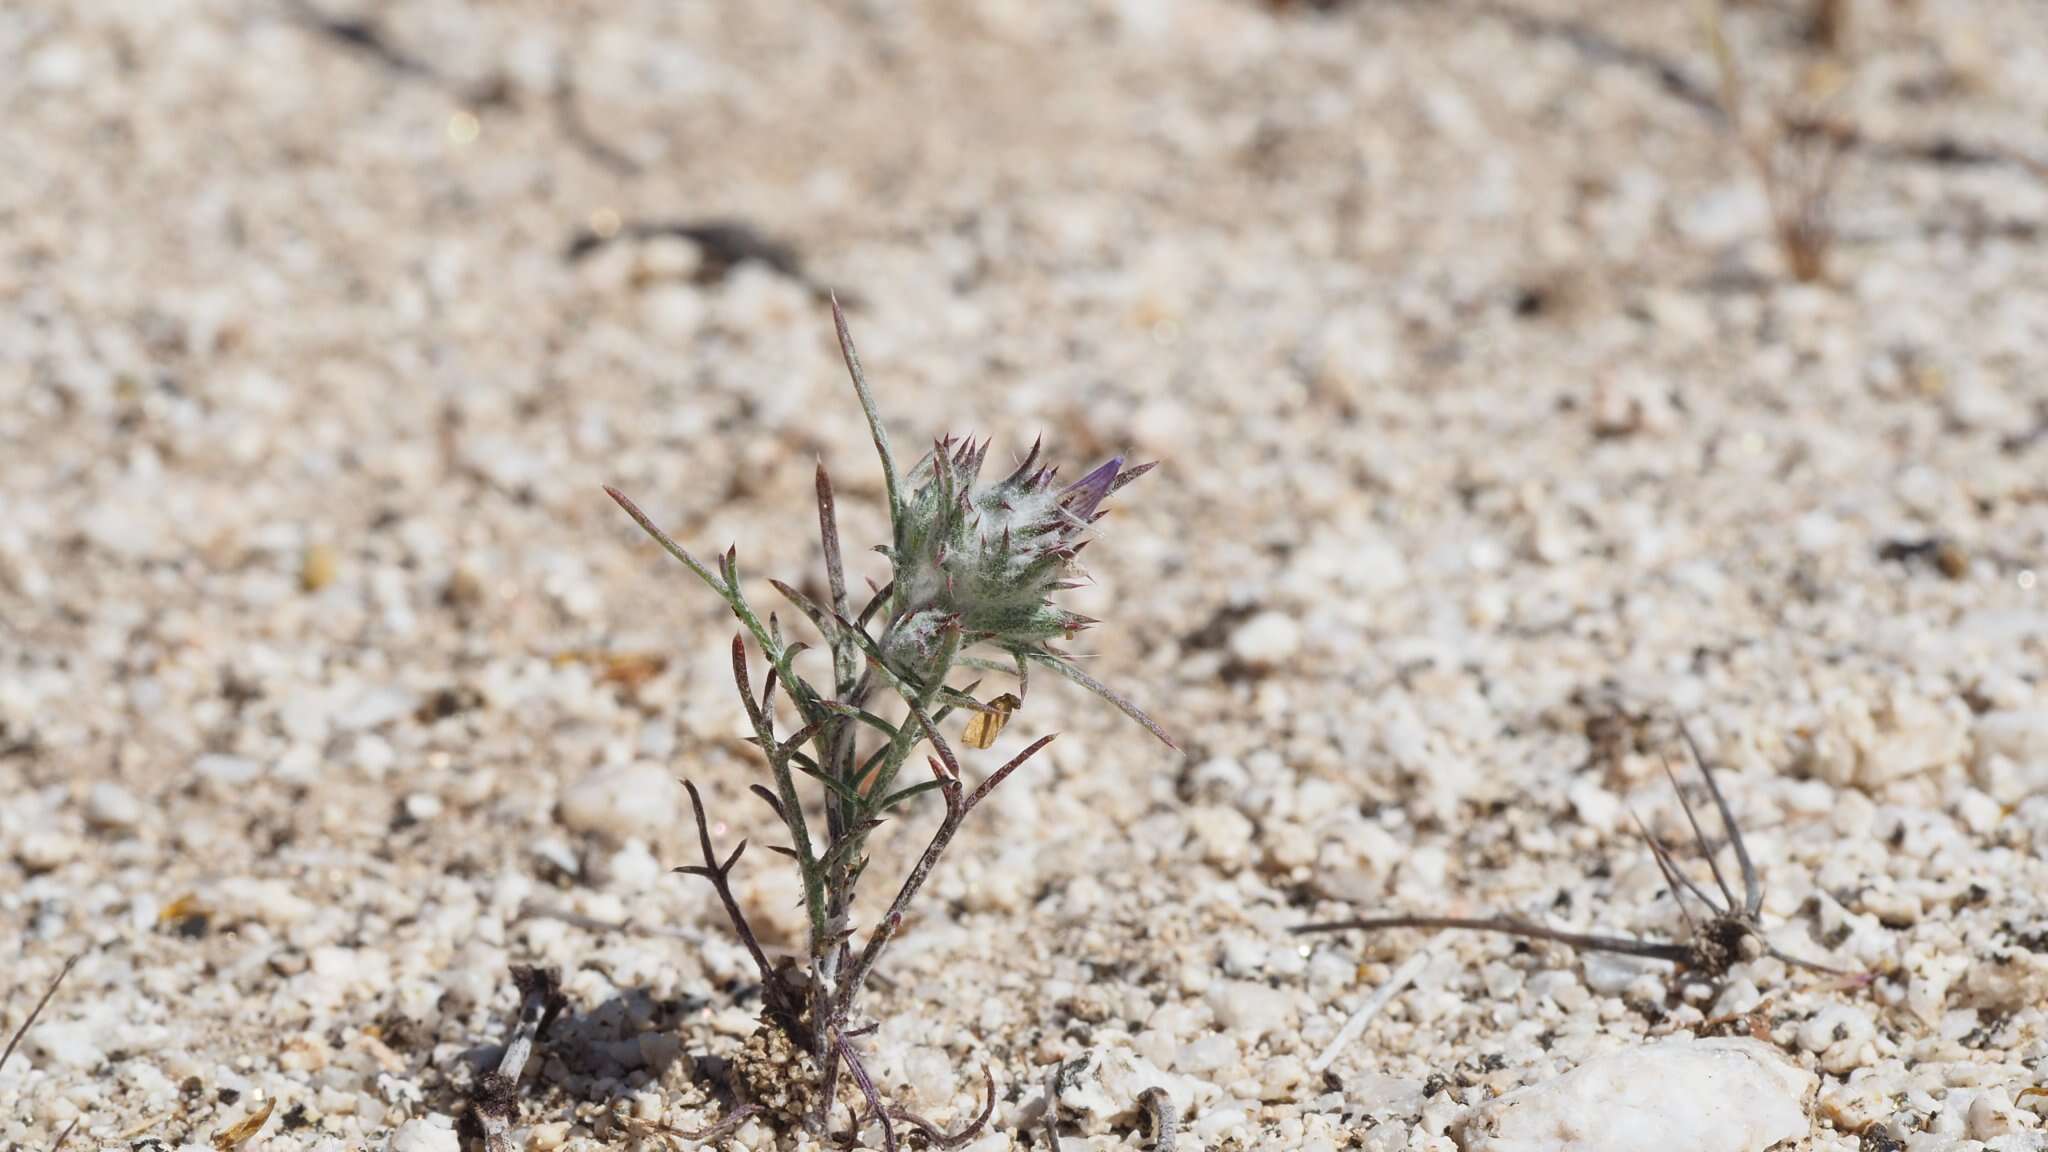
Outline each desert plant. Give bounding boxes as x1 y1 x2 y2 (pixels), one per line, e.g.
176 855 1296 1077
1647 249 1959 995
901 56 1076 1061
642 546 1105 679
1296 724 1848 985
605 300 1171 1148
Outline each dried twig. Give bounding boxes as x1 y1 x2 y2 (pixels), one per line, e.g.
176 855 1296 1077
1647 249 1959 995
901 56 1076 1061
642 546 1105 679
461 966 566 1152
1297 725 1843 983
882 1065 997 1150
673 778 808 1041
1308 936 1441 1074
832 1029 898 1152
2 953 78 1073
1138 1087 1180 1152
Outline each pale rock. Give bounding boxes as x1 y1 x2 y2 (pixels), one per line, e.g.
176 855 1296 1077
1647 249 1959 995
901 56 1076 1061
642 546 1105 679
899 1045 958 1108
85 781 143 830
1207 979 1296 1038
1566 778 1621 833
16 830 78 872
1962 947 2048 1011
1796 1004 1876 1073
1580 951 1661 996
1187 805 1255 871
194 753 262 787
642 284 707 341
30 1021 104 1070
1452 1037 1815 1152
1219 934 1265 978
597 839 661 891
337 687 416 731
1257 1056 1309 1100
216 876 316 927
559 762 683 843
1973 710 2048 803
1967 1089 2023 1141
1955 788 2002 836
1192 1101 1253 1140
1055 1048 1208 1133
387 1117 460 1152
1174 1032 1239 1073
1817 1069 1896 1134
1228 611 1301 671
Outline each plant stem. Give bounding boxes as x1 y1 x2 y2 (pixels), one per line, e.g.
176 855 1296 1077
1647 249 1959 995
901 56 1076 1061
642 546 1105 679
834 733 1058 1024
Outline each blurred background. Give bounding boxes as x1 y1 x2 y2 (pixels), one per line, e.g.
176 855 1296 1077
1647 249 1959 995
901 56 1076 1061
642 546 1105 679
5 0 2048 1148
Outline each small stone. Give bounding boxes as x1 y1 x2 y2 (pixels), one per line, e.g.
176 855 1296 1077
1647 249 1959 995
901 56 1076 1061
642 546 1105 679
1186 805 1255 871
599 839 661 891
1967 1089 2020 1140
30 1021 103 1070
195 754 262 787
17 831 78 873
1175 1033 1239 1073
85 781 143 831
1228 611 1302 671
559 762 684 843
1056 1047 1206 1134
1796 1004 1876 1074
387 1117 460 1152
1207 980 1296 1038
1452 1037 1815 1152
1974 710 2048 803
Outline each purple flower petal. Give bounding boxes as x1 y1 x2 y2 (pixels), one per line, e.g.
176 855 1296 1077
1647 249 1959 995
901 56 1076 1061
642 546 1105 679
1059 456 1122 520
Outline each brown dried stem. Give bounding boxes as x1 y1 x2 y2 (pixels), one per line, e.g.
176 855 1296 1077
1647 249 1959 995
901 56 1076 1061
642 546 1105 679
1296 727 1845 983
882 1066 997 1150
675 780 803 1036
833 734 1060 1023
1 953 77 1073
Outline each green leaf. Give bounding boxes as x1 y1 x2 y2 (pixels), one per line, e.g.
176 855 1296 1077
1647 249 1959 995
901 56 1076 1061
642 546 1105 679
876 778 950 812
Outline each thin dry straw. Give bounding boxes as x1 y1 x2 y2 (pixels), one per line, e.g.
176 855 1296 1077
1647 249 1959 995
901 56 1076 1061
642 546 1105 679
1309 935 1441 1074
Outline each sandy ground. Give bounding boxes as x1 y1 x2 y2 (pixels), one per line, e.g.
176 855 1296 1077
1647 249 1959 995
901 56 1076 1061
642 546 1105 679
6 1 2048 1149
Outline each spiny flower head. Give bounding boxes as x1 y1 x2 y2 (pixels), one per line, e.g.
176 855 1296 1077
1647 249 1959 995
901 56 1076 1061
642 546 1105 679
880 434 1153 674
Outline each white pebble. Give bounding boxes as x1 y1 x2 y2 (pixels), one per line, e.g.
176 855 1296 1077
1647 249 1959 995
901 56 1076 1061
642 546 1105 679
1796 1004 1876 1074
599 839 662 891
1186 805 1255 871
1452 1037 1815 1152
1967 1089 2021 1140
85 781 143 830
1056 1047 1208 1133
1207 980 1297 1038
1228 611 1302 670
386 1117 460 1152
30 1022 103 1070
559 762 684 843
194 754 262 787
1974 710 2048 802
16 830 79 872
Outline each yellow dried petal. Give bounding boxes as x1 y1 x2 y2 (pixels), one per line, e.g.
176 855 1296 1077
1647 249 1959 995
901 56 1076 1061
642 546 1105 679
962 693 1022 750
212 1099 274 1150
300 544 337 592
